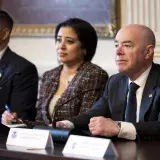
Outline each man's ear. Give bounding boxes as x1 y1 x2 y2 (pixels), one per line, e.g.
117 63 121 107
144 45 154 59
2 28 11 40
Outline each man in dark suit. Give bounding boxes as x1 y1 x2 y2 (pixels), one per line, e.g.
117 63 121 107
56 24 160 140
0 10 38 125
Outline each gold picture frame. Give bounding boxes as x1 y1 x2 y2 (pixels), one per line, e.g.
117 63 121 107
0 0 120 38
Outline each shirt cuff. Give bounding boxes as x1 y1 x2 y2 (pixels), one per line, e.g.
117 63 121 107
60 120 75 129
118 122 137 140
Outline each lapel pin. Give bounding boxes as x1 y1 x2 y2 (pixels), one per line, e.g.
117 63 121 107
149 94 152 98
0 73 2 79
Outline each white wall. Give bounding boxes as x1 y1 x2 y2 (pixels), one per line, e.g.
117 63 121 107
9 37 160 77
9 37 118 76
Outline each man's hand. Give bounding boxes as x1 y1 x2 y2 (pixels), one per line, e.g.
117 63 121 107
1 110 18 125
89 116 120 137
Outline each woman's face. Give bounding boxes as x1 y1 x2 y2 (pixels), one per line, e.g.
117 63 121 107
56 27 84 65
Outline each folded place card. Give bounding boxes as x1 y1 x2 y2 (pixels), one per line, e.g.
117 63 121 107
6 128 54 149
63 135 118 159
6 145 49 154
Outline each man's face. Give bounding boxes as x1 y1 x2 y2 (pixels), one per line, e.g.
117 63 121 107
0 28 5 41
114 27 147 77
0 27 10 44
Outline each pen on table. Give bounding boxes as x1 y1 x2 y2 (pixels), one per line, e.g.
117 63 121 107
5 104 11 113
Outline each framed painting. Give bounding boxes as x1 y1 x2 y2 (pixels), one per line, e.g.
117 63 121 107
0 0 120 38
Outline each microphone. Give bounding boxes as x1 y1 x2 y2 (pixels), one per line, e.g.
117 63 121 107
34 125 73 143
52 87 103 127
0 72 21 89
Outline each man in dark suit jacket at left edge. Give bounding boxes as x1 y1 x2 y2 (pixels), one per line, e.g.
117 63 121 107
0 10 38 127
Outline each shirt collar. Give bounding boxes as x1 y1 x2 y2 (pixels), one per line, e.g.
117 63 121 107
129 65 152 88
0 46 8 60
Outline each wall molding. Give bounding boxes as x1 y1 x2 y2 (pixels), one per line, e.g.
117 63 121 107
155 42 160 57
120 0 160 57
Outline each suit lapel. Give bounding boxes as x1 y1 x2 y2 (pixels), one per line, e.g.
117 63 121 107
54 62 87 110
42 66 62 112
139 64 157 121
54 67 80 110
112 76 128 120
0 65 6 82
0 48 12 86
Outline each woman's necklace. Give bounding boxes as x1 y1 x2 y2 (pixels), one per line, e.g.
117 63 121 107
62 70 75 87
62 61 84 87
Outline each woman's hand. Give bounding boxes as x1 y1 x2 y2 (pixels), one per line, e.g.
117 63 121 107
56 120 74 129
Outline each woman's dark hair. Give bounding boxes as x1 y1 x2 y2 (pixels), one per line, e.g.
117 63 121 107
55 18 97 62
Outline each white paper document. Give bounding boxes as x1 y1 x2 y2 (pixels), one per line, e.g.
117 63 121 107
5 123 27 128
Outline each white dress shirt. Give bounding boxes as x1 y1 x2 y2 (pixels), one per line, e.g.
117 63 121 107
0 46 7 59
118 65 152 140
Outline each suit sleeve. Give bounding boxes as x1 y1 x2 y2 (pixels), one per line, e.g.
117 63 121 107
70 76 112 130
133 122 160 140
79 70 109 114
10 63 38 121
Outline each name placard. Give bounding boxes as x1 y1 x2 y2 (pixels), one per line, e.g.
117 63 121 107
63 135 118 159
6 128 54 149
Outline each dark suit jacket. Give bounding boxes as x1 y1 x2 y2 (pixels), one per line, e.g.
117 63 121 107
71 63 160 140
0 47 38 121
36 62 108 125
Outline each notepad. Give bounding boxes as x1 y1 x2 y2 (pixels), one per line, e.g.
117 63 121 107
5 123 27 128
